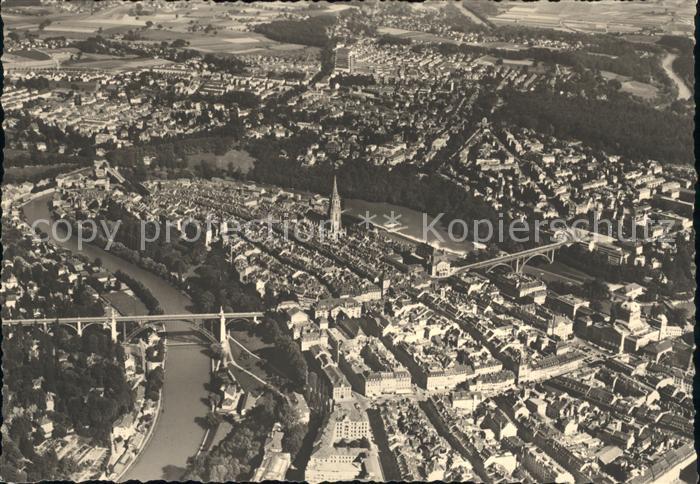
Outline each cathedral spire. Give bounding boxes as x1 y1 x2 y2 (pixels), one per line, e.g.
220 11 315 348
329 175 342 238
332 175 339 199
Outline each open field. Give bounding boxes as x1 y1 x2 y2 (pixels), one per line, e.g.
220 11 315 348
4 11 78 30
378 27 461 45
4 164 74 175
65 55 175 71
227 330 273 393
377 27 412 36
229 330 272 354
601 71 659 100
307 3 357 16
10 48 51 60
6 3 318 56
622 81 660 101
3 52 55 66
488 0 694 35
186 35 307 55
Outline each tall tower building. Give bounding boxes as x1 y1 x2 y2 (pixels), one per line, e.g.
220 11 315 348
329 175 342 238
657 313 668 342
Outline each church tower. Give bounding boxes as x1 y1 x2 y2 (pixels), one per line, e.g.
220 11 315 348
329 175 342 238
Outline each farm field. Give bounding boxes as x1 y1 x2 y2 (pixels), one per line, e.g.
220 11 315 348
488 0 694 35
183 35 308 55
4 11 77 31
5 3 318 56
309 3 356 15
4 50 59 68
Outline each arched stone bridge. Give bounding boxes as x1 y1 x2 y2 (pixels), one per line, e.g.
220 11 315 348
442 229 576 278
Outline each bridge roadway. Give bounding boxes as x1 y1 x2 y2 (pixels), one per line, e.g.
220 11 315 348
2 312 264 326
446 240 567 277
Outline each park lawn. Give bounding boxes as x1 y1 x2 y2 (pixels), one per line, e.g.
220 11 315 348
227 334 272 392
621 80 658 100
227 361 267 394
228 328 297 391
229 329 272 353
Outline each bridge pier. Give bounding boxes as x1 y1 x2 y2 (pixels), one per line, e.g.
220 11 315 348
110 309 118 343
218 307 233 365
219 307 227 344
76 321 83 337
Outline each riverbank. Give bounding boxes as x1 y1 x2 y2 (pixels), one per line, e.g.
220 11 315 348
111 387 164 482
119 340 210 481
112 337 168 481
193 357 224 460
360 216 470 257
21 195 211 482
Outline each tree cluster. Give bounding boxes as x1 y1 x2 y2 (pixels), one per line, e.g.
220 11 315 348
256 316 308 391
114 270 163 315
494 87 693 165
144 366 164 401
253 15 335 48
185 390 306 481
657 35 694 89
1 324 132 480
187 246 263 314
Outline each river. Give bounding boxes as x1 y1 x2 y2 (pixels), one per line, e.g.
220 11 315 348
662 52 692 101
344 198 477 255
21 194 210 482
